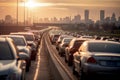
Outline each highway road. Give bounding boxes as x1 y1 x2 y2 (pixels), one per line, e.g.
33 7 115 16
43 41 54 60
25 30 119 80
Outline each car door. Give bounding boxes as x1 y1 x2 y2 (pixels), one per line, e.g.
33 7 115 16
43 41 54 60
74 51 80 72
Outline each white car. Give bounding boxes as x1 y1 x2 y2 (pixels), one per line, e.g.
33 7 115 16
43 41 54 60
73 40 120 79
10 32 37 60
0 37 29 80
1 35 32 72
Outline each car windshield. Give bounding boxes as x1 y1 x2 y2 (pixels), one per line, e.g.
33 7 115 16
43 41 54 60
64 38 72 43
23 34 34 41
0 42 14 60
88 42 120 53
10 37 26 46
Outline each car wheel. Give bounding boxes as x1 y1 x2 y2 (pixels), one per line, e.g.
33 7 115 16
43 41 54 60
79 65 86 80
72 63 77 75
22 68 26 80
26 66 29 72
64 55 67 63
68 57 72 66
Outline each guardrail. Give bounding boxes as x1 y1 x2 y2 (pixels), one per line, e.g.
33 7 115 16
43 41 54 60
44 32 75 80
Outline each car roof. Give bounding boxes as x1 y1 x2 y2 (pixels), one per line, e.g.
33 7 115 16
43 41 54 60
1 35 25 38
10 32 34 35
85 40 120 44
72 38 89 41
0 37 12 42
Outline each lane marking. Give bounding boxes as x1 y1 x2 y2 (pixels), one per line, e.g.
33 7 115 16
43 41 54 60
33 40 42 80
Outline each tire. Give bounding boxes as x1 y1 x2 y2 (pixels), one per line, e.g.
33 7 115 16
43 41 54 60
26 66 29 72
68 56 72 66
21 68 26 80
79 64 87 80
64 56 67 63
68 59 72 66
72 63 77 75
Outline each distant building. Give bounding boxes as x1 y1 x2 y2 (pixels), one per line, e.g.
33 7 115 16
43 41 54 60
85 10 89 22
100 10 105 21
111 13 116 23
105 17 110 23
72 14 81 23
44 18 49 23
63 16 71 23
5 15 13 24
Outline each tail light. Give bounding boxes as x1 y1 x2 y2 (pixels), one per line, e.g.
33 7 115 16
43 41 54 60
87 57 97 64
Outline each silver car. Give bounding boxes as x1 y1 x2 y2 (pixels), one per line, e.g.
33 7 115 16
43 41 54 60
73 40 120 79
58 37 73 56
0 37 29 80
10 32 37 60
1 35 32 72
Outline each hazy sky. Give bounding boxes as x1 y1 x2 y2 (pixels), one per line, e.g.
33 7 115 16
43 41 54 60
0 0 120 21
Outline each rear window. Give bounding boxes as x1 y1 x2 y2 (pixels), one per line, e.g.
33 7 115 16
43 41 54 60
64 38 72 43
88 43 120 53
10 37 26 46
0 42 14 60
73 40 85 48
54 35 60 37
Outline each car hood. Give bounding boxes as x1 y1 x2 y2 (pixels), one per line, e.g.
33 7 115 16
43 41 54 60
0 60 17 75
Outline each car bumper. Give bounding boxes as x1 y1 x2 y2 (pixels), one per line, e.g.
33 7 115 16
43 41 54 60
83 63 120 75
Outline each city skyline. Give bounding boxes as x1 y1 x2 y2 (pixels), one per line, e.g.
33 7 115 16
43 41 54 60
0 0 120 21
1 10 120 24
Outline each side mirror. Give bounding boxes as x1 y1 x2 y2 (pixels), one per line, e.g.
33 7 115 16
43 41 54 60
18 52 29 60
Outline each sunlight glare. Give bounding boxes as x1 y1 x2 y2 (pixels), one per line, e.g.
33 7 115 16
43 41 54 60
24 0 53 8
26 0 37 8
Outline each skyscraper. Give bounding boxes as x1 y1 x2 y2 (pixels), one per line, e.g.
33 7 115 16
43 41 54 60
85 10 89 22
100 10 105 21
111 13 116 22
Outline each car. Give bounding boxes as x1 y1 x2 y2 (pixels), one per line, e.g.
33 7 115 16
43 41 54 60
58 37 73 56
56 35 73 50
0 35 32 72
27 30 41 48
51 34 60 44
73 40 120 79
0 37 29 80
65 38 87 66
10 32 37 60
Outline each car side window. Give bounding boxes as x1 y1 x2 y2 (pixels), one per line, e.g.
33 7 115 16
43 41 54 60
79 42 86 52
10 40 19 58
0 42 14 60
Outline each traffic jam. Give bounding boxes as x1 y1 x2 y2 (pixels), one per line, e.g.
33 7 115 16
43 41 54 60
49 29 120 80
0 28 120 80
0 30 41 80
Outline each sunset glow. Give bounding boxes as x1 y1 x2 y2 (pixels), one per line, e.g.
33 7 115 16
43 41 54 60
26 0 37 8
0 0 120 21
20 0 53 8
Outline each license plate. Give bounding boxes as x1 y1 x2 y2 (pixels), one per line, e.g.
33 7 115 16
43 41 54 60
100 61 120 67
107 61 116 66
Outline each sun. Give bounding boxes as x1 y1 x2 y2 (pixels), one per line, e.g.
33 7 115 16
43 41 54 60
26 0 37 8
20 0 53 8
